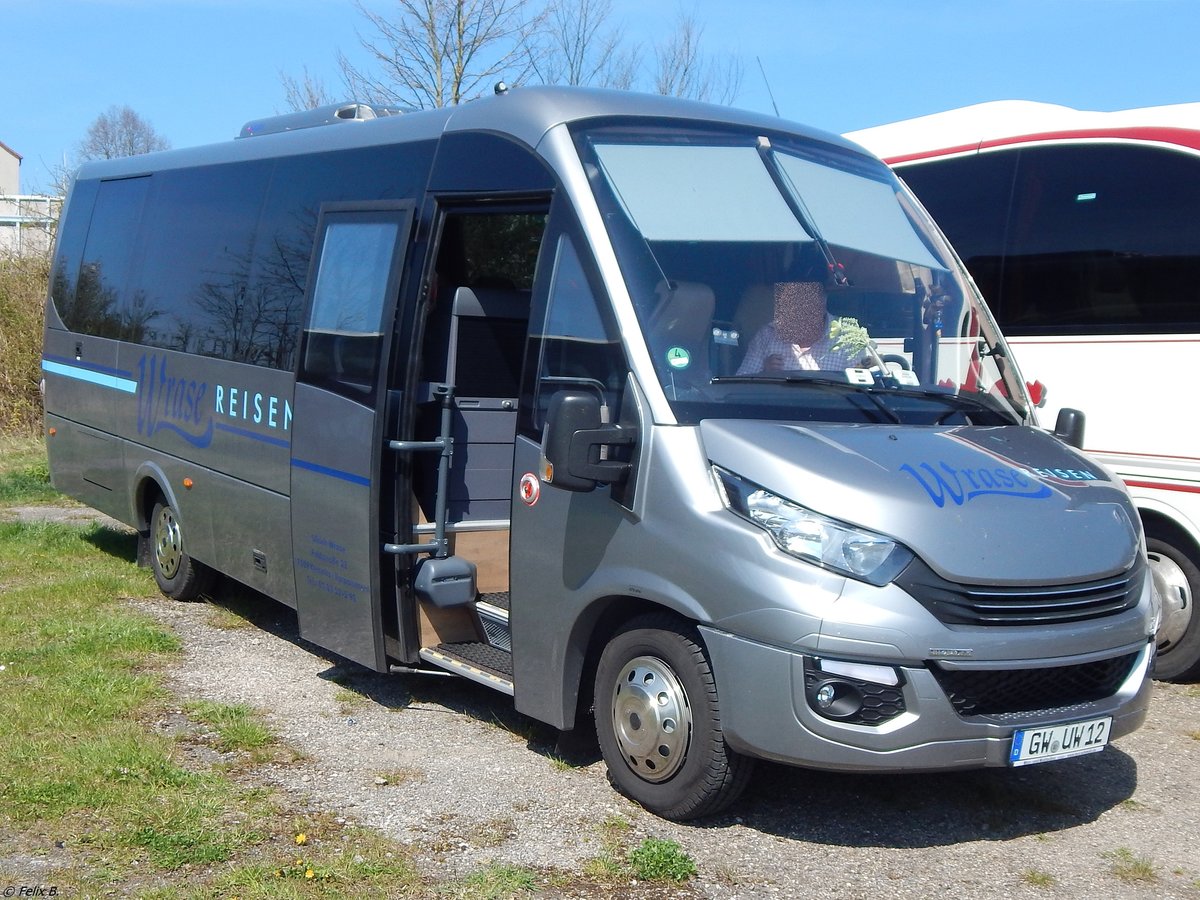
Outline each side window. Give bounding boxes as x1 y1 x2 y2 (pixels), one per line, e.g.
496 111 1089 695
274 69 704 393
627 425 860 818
300 209 410 403
253 141 437 371
520 233 627 437
135 162 271 356
71 176 151 339
1004 144 1200 333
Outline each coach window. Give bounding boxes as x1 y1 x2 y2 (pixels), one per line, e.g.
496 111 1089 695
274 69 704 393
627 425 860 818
72 176 150 339
1005 144 1200 333
300 213 406 403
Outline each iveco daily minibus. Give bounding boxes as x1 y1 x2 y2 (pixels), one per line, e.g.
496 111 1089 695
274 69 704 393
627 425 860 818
42 86 1158 819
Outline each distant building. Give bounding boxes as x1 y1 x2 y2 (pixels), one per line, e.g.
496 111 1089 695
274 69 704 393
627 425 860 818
1 140 61 256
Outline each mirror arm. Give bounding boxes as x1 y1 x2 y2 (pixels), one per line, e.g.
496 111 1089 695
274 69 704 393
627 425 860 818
568 426 638 484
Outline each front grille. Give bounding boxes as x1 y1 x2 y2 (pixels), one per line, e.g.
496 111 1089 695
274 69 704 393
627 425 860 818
930 652 1138 717
897 558 1144 627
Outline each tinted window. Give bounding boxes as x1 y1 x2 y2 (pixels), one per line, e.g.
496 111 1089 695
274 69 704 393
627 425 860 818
58 141 436 369
253 144 435 371
49 179 99 329
71 176 151 338
134 161 272 356
901 144 1200 334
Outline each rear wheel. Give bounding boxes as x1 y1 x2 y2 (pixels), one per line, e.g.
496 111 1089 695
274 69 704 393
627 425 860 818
150 499 214 601
1148 537 1200 682
594 614 753 820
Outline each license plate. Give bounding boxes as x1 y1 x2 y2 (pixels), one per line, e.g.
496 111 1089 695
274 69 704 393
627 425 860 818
1009 716 1112 766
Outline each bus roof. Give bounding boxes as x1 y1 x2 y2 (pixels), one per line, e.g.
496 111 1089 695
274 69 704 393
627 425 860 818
845 99 1200 164
74 85 860 181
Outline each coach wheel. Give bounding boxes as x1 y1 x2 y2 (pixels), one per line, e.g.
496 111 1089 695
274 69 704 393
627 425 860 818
1148 537 1200 682
594 614 753 820
150 499 213 601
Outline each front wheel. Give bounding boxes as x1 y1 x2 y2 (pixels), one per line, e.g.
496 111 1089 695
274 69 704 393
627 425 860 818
1148 537 1200 682
594 614 753 820
150 500 214 601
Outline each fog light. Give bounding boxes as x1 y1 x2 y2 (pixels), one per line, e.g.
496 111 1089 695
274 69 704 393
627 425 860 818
804 657 908 726
808 679 864 720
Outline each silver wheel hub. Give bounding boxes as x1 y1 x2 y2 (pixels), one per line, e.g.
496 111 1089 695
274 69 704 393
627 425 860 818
1149 551 1193 650
154 507 183 580
611 655 692 783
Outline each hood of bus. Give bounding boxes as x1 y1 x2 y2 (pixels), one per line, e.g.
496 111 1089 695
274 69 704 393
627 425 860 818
700 421 1140 585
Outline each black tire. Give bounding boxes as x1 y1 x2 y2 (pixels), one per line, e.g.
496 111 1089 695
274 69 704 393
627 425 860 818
594 613 753 820
1148 536 1200 682
149 500 214 601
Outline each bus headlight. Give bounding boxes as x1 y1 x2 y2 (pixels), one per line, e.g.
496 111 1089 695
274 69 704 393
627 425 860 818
714 467 913 586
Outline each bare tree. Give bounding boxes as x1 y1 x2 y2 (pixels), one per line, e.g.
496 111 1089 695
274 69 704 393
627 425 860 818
280 66 338 112
77 105 170 161
281 1 742 113
652 10 741 104
337 0 543 109
530 0 639 89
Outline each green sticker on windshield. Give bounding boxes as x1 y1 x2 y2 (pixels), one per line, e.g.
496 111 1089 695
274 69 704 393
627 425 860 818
666 347 691 370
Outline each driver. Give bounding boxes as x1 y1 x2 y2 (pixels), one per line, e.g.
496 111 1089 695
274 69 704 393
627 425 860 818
736 280 870 374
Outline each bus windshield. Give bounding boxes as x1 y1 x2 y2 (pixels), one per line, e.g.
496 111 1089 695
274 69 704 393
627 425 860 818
578 124 1029 427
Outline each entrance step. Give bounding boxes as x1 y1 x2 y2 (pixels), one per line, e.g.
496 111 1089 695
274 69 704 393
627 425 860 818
477 591 511 651
420 641 514 695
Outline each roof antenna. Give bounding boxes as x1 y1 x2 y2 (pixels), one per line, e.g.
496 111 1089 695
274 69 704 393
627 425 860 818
757 56 780 118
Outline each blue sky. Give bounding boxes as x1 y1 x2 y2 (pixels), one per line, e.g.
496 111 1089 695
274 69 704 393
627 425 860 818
4 0 1197 193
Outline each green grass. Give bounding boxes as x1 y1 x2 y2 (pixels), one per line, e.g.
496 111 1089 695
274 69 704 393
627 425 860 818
628 838 697 883
452 863 539 898
0 437 428 895
185 699 277 753
1022 869 1057 887
0 434 58 503
0 437 706 898
1104 847 1158 883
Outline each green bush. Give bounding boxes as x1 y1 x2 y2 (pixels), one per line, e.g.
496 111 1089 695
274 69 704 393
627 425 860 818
0 254 50 436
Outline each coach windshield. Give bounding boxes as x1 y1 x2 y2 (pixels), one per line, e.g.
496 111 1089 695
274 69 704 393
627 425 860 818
577 124 1029 427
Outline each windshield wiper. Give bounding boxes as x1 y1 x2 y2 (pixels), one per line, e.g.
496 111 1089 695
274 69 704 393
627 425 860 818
711 374 902 423
756 136 849 286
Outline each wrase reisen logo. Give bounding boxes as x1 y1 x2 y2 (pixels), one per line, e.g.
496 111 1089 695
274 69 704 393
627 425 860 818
899 460 1100 507
136 353 291 447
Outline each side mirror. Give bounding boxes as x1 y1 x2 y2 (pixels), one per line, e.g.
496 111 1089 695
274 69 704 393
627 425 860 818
1053 407 1086 449
540 392 637 492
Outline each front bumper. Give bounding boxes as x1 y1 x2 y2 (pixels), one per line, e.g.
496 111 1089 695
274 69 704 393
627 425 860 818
701 626 1154 772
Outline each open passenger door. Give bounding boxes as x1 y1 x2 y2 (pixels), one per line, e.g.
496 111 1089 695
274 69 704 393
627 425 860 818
290 202 415 670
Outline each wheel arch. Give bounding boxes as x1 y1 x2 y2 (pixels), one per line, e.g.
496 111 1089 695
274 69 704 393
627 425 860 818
130 462 178 567
561 594 705 733
1138 505 1200 562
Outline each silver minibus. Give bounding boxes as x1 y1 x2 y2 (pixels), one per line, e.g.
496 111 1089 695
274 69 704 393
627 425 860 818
42 87 1157 819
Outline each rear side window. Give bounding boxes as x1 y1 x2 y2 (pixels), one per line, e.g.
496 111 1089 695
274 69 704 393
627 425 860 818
69 176 150 339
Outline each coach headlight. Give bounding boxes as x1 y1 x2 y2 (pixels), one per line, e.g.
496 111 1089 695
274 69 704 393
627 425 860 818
713 467 913 586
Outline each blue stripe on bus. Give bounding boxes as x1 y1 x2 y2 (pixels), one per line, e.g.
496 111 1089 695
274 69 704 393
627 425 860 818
291 457 371 486
215 422 291 448
42 357 138 393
